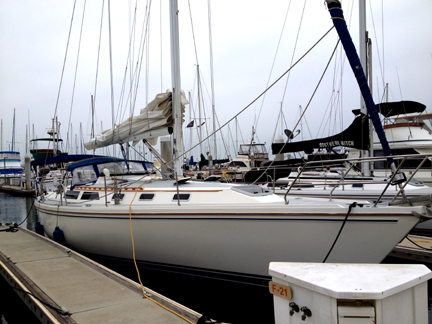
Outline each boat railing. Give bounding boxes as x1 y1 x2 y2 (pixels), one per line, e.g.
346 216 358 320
282 153 432 205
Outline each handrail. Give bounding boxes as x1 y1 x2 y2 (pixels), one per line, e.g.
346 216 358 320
278 153 431 204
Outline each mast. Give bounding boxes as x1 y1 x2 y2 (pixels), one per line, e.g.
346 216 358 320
169 0 184 178
91 94 95 155
207 0 217 159
12 109 15 151
359 0 370 175
197 66 203 155
368 34 374 174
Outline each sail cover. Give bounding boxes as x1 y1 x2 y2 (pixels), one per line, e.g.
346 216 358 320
272 113 369 154
85 90 187 150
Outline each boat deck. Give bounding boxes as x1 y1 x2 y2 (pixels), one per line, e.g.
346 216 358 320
0 225 202 324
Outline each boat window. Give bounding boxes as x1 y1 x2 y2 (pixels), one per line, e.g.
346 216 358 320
352 183 364 188
172 193 190 201
228 161 247 168
71 166 97 187
231 185 273 196
65 191 80 199
238 144 268 155
81 192 99 200
96 161 154 175
111 193 125 201
139 193 155 201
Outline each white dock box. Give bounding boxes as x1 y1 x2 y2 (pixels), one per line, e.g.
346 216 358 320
269 262 432 324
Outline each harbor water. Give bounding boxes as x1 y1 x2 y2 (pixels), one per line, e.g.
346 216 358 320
1 192 432 323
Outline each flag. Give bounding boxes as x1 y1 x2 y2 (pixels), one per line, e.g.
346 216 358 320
197 121 205 128
186 120 194 128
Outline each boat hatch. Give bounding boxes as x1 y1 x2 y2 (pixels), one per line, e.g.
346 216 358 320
231 185 272 196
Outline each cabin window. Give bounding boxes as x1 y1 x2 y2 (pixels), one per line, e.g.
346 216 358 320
139 193 155 201
228 161 247 168
173 193 190 201
352 183 364 188
111 193 125 201
65 191 80 199
81 192 99 200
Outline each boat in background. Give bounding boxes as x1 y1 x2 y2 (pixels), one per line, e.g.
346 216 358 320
371 101 432 184
0 151 24 186
268 154 432 203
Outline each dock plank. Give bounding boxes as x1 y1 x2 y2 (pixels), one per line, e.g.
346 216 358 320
0 226 202 323
390 235 432 263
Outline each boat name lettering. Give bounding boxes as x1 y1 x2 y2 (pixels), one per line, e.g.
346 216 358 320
319 140 354 148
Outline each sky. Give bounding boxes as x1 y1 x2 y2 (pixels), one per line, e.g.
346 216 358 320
1 0 432 160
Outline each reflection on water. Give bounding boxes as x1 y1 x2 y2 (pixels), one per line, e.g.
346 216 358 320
0 193 38 231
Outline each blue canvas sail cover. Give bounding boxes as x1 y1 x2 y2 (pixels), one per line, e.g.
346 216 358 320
326 0 394 167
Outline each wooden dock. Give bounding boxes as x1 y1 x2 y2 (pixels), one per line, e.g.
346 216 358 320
0 185 35 196
0 225 204 324
390 234 432 264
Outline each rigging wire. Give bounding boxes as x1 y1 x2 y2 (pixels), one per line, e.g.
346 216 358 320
176 27 335 166
66 1 87 152
52 0 77 121
91 0 105 144
279 0 308 106
253 37 341 185
253 0 292 135
368 0 385 97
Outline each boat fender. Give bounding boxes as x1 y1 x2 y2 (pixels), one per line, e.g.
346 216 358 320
53 226 66 245
35 222 45 236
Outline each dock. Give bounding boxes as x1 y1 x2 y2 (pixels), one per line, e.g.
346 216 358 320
390 234 432 264
0 184 35 196
0 225 204 324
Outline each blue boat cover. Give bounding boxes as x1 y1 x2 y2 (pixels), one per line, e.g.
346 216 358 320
326 0 394 166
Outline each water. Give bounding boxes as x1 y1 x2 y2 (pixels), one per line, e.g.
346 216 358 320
0 193 431 323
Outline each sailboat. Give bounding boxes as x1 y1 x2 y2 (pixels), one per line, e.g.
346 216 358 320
35 0 431 279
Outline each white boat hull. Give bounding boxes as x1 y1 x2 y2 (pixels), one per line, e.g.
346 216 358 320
36 201 423 277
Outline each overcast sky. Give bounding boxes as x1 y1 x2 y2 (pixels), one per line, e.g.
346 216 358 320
1 0 431 160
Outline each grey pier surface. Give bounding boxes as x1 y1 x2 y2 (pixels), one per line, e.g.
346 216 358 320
0 225 202 323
